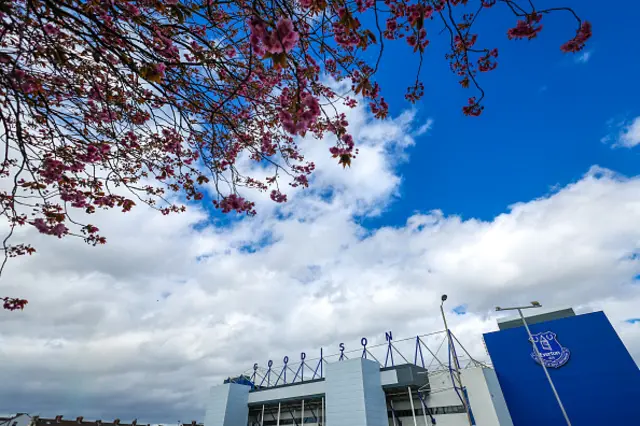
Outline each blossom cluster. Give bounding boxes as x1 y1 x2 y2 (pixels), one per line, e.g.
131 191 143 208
249 17 300 57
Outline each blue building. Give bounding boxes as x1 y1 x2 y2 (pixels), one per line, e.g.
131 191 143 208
483 310 640 425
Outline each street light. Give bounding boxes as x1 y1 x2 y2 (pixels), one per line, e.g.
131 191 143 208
440 295 473 426
495 302 572 426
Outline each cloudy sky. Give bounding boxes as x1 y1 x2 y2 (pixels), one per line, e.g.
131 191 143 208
2 0 640 424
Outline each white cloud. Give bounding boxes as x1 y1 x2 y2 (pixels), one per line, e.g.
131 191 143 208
414 118 434 136
575 50 592 64
1 95 639 425
618 117 640 148
602 116 640 148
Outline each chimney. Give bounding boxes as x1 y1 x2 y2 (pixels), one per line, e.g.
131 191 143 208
113 420 120 425
76 418 83 424
55 416 63 423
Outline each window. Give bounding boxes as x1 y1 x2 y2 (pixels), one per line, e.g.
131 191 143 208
389 405 466 417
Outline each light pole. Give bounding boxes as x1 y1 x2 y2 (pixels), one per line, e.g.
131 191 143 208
440 295 473 426
495 302 572 426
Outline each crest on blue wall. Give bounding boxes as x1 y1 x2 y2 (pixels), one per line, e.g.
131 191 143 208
530 331 570 368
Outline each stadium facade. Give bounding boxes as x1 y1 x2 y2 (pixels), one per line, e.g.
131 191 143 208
206 310 640 426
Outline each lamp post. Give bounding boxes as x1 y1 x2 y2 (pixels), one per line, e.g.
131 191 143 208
440 295 473 426
495 302 572 426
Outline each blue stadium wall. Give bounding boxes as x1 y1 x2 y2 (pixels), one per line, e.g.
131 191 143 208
483 311 640 425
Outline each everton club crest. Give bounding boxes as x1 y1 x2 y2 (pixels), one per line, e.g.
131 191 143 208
530 331 570 368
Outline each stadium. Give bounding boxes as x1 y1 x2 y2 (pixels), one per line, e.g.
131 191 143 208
206 307 640 426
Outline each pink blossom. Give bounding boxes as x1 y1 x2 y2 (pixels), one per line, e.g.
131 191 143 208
60 188 88 208
275 18 299 53
270 190 287 203
292 174 309 187
43 23 60 36
214 194 256 215
248 17 299 55
507 13 543 40
30 219 69 238
225 46 237 58
39 158 66 183
154 62 166 77
560 21 592 53
125 3 141 16
21 80 38 94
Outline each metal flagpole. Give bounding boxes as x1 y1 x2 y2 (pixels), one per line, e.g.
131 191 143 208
496 302 572 426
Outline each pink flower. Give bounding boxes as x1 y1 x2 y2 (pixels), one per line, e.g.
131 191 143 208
214 194 256 215
507 13 543 40
248 17 299 55
125 4 141 16
43 23 60 36
270 190 287 203
275 18 299 53
278 91 321 136
21 80 38 94
30 218 69 238
154 62 166 77
560 21 592 53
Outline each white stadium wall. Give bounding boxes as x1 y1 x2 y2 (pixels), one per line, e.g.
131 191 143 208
205 365 514 426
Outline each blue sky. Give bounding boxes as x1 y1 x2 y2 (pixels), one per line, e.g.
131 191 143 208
363 0 639 224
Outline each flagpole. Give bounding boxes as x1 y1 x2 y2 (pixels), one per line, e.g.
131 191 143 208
496 302 572 426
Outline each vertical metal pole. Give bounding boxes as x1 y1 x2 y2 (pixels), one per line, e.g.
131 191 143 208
276 403 281 426
408 387 418 426
518 309 572 426
260 405 265 426
301 399 304 425
420 398 429 426
441 303 473 426
389 400 398 426
321 397 324 426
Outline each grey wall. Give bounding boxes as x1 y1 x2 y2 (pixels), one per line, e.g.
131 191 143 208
247 366 403 406
325 358 387 426
204 383 250 426
248 380 325 405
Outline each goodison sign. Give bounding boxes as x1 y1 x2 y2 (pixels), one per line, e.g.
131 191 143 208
252 331 395 373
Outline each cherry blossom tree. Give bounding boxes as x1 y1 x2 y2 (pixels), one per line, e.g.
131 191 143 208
0 0 590 309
